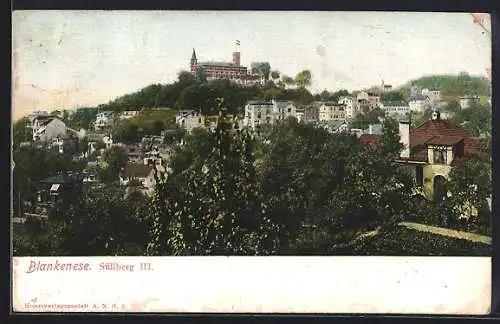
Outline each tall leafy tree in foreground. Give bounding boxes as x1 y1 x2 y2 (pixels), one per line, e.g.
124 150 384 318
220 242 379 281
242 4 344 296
447 155 491 233
379 117 403 159
149 98 279 255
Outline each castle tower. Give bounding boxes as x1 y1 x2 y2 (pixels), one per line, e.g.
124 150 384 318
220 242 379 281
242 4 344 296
232 40 241 66
190 48 197 74
232 52 241 66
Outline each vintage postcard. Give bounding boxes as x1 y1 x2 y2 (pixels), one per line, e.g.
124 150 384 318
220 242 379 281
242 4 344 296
11 11 492 314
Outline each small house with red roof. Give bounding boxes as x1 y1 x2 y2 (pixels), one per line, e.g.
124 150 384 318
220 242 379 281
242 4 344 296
359 111 487 203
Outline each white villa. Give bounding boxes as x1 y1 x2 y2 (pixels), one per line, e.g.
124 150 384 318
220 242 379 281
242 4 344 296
31 117 67 142
243 100 297 129
380 101 410 117
94 111 114 131
459 96 481 109
409 95 429 113
175 110 205 133
338 96 358 119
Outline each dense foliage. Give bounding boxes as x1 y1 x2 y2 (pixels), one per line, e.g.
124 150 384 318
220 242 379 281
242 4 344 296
12 71 492 257
401 73 491 97
14 184 150 256
335 225 491 256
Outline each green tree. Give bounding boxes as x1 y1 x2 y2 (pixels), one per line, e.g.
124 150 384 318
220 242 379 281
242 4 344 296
349 108 385 130
12 117 32 148
447 156 491 233
46 184 151 255
177 70 197 87
379 117 403 158
151 99 279 255
281 75 296 88
380 91 405 102
251 62 271 81
451 105 491 138
112 120 141 144
270 70 280 82
101 146 129 182
294 70 312 88
444 100 461 114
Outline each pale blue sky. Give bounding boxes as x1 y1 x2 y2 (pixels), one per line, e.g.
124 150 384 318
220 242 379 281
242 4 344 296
12 11 491 119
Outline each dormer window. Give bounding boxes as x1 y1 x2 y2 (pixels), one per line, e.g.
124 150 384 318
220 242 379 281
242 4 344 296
433 148 447 164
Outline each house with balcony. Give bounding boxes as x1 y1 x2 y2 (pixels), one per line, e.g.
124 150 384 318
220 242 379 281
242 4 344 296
338 96 358 119
356 91 381 111
359 111 487 216
318 102 347 122
380 101 410 118
94 111 115 131
243 100 297 129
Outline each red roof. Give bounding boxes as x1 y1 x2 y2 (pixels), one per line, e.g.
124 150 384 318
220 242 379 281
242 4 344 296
464 137 487 156
412 119 471 139
359 134 380 148
424 135 464 146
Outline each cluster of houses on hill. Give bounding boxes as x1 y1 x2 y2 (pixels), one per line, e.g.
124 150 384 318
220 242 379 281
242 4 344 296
16 80 489 223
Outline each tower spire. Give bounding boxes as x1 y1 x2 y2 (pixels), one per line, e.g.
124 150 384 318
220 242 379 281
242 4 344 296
191 48 197 61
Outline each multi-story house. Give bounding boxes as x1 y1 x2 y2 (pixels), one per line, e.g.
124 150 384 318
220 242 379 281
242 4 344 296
459 95 481 109
318 102 347 122
31 117 67 142
243 100 297 129
94 111 114 131
244 101 275 129
381 80 393 92
380 101 410 118
120 161 166 195
49 135 77 154
422 88 441 103
409 95 429 113
303 104 319 123
338 96 358 119
356 91 381 111
175 110 206 134
274 101 297 122
359 111 487 216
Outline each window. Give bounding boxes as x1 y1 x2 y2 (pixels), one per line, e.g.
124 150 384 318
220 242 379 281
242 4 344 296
257 113 262 119
433 149 447 164
288 108 292 113
198 118 202 124
416 166 423 186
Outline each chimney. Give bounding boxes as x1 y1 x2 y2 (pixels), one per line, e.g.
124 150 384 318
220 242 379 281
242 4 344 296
399 121 410 158
431 110 440 120
232 52 241 66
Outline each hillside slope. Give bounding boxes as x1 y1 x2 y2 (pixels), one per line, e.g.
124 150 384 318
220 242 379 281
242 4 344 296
398 74 491 98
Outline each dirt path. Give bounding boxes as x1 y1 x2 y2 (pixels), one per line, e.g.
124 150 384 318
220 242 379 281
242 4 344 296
398 222 492 245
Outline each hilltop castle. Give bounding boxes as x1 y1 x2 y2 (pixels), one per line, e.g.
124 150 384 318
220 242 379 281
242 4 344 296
189 48 265 86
